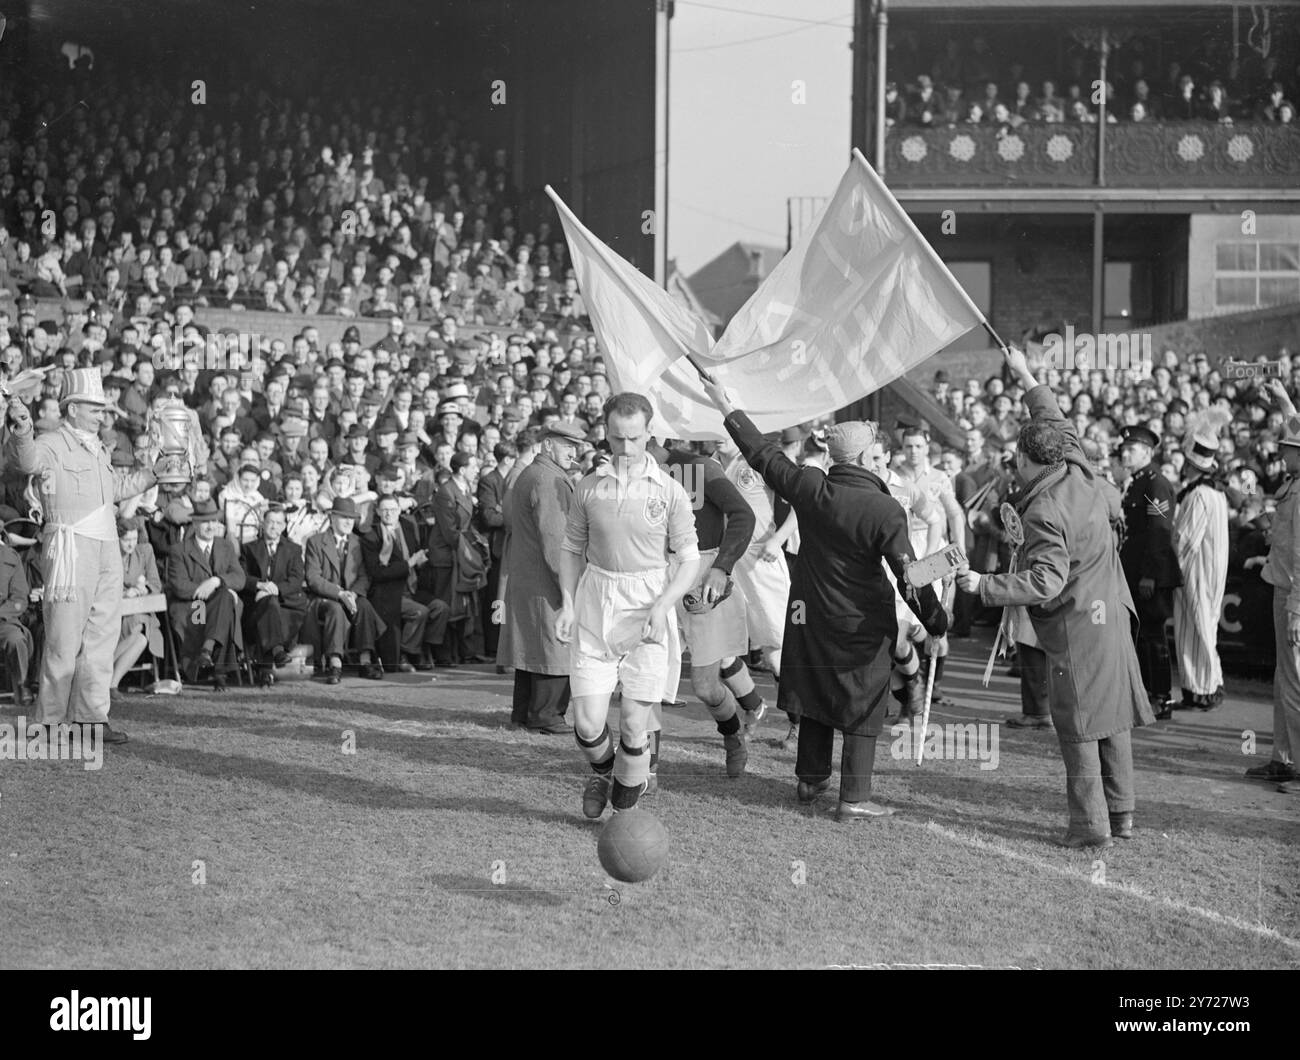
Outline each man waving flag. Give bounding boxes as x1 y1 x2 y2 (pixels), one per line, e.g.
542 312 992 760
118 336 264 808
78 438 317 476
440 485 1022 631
550 149 989 439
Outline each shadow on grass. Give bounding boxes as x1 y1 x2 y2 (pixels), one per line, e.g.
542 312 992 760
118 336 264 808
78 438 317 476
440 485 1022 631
123 708 810 814
111 740 591 830
424 872 567 907
898 763 1292 847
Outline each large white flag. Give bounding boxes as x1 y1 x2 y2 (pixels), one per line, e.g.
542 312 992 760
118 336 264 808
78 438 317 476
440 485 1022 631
553 149 987 439
546 186 711 393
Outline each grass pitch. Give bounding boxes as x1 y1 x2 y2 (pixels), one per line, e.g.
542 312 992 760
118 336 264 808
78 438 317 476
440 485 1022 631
1 635 1296 969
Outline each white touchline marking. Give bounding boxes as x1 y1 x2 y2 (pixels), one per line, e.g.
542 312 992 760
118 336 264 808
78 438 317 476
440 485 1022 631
909 819 1300 954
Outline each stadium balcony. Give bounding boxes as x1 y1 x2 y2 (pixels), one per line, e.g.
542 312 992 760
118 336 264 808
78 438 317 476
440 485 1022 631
883 121 1300 190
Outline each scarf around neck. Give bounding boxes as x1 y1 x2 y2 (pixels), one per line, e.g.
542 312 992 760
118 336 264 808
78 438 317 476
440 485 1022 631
67 424 104 455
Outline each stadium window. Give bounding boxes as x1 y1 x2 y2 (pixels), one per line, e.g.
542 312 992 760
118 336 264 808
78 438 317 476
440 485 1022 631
1215 241 1300 310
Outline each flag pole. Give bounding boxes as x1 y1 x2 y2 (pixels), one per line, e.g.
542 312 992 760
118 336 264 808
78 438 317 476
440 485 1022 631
982 320 1012 353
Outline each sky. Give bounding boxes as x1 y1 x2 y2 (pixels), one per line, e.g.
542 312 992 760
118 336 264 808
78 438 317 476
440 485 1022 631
668 0 855 276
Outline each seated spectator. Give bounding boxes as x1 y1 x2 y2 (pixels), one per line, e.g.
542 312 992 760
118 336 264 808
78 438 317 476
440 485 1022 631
884 81 907 127
1168 74 1201 120
221 463 270 546
1010 80 1036 121
429 451 486 665
1203 80 1233 123
166 499 246 691
112 516 163 692
360 493 450 673
283 474 329 548
241 505 308 686
909 74 938 123
1037 81 1066 123
1256 82 1288 122
302 496 387 683
1068 99 1097 124
0 524 35 707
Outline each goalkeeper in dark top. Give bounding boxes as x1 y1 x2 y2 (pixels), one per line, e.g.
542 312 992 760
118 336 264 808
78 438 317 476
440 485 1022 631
649 438 763 782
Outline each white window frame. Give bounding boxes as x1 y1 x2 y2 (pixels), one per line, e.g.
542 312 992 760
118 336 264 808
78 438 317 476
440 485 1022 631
1214 241 1300 310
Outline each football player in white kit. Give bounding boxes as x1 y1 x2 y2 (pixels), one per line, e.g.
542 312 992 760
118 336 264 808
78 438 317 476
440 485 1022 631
894 426 965 705
650 438 761 783
715 432 798 746
868 432 945 718
557 394 701 818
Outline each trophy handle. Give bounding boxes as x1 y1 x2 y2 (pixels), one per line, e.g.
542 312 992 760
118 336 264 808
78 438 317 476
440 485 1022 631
24 474 44 525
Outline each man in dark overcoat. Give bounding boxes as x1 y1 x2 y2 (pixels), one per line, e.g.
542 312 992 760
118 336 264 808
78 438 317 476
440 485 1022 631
499 423 581 733
241 505 308 685
428 452 479 664
475 441 514 658
701 376 946 820
302 496 387 683
359 494 449 672
958 347 1155 848
166 499 246 691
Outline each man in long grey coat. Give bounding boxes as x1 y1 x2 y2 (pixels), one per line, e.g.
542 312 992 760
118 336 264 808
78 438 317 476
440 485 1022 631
500 422 582 733
5 370 158 743
958 347 1154 849
701 375 947 821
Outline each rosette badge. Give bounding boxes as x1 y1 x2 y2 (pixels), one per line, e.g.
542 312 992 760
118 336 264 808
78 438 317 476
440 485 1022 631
152 401 194 485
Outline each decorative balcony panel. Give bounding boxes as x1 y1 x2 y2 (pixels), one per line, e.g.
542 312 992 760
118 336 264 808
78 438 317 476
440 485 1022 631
885 125 1097 187
1107 125 1300 188
884 122 1300 190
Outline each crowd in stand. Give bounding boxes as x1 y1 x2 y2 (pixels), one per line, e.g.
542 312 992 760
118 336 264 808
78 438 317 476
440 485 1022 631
0 52 609 695
0 55 591 329
0 49 1290 707
924 342 1294 651
884 36 1299 128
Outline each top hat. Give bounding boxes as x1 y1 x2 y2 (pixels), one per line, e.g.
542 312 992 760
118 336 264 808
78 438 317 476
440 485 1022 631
1183 431 1219 471
1120 425 1160 450
59 368 107 407
1182 410 1231 472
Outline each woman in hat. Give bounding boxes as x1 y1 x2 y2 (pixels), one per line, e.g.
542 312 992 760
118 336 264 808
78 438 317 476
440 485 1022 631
112 516 163 692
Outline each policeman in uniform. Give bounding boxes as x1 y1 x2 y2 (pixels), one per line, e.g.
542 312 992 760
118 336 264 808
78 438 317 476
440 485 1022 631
557 393 701 819
4 370 159 743
1118 424 1183 716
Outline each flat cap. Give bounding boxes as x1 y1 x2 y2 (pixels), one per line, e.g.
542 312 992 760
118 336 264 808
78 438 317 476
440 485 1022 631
824 421 876 465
